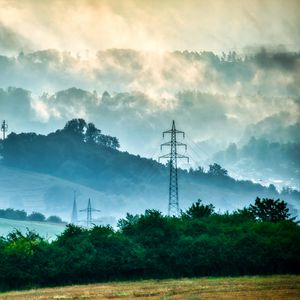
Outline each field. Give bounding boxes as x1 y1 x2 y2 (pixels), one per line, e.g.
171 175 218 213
0 275 299 300
0 217 66 240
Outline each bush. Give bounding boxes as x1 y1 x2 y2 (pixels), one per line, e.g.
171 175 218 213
46 216 63 223
27 212 45 222
0 198 299 291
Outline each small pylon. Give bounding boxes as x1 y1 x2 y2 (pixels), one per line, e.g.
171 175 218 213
80 198 100 228
71 190 78 225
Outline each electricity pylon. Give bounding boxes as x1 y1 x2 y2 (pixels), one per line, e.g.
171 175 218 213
80 198 100 228
1 120 8 140
71 190 78 225
159 120 189 216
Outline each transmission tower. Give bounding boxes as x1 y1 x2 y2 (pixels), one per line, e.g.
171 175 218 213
71 190 78 225
80 198 100 228
1 120 8 140
159 120 189 216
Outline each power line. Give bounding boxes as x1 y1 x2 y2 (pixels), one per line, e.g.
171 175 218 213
159 120 189 216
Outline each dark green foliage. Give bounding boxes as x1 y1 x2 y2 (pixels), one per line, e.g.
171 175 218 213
249 197 292 222
182 199 214 219
0 198 299 291
0 230 48 290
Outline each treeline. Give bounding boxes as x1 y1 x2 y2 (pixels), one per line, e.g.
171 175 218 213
213 136 300 181
0 198 299 291
0 119 120 176
0 208 63 223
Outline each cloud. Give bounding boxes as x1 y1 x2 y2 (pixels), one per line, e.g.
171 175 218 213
0 0 300 54
243 112 300 143
0 0 299 188
0 47 299 174
0 22 32 54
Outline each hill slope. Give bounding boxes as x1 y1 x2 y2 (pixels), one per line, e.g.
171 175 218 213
0 218 65 240
0 165 121 223
0 120 299 220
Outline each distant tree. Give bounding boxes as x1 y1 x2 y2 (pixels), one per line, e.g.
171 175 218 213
0 208 27 220
207 163 228 176
85 122 120 149
27 212 46 222
249 197 292 222
97 134 120 149
63 118 87 140
85 122 101 144
46 215 63 223
189 166 205 176
183 199 214 219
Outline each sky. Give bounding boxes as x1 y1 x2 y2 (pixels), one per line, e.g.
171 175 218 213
0 0 299 188
0 0 300 54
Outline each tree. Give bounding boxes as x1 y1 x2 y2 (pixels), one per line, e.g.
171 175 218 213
85 122 101 144
207 163 228 176
117 213 140 233
46 215 63 223
97 134 120 149
63 119 87 140
27 212 46 222
183 199 214 219
84 123 120 149
0 209 27 220
249 197 292 222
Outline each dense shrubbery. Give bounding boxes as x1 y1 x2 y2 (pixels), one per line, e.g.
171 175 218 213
0 198 299 291
0 208 63 223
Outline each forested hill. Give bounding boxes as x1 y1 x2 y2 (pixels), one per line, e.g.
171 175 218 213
0 119 299 219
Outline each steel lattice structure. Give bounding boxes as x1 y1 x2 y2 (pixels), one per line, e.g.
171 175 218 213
80 198 100 227
159 121 189 216
71 190 78 225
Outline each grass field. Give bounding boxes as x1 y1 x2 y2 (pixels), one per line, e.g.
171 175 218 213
0 217 66 240
0 275 299 299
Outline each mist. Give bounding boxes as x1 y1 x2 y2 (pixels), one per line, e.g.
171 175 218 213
0 49 299 187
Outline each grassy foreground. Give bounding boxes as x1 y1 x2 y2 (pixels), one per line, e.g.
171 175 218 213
0 275 299 300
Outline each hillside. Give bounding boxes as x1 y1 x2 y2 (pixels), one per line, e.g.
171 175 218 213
0 165 123 224
0 119 299 220
0 218 65 240
213 136 300 190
